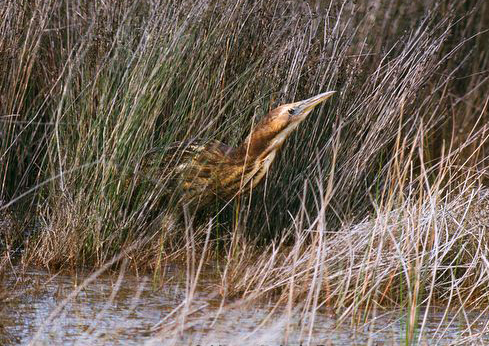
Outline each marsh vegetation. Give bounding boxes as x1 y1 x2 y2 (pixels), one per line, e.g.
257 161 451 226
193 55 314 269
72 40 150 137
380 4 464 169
1 0 488 344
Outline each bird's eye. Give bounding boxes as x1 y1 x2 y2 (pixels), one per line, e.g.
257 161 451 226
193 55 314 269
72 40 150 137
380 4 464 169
288 108 296 115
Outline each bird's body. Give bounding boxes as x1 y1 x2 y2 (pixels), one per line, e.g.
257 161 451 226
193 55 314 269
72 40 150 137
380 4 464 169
144 91 335 210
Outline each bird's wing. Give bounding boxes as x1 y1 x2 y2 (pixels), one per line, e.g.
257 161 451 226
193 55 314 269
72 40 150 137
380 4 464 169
143 140 229 163
139 140 232 180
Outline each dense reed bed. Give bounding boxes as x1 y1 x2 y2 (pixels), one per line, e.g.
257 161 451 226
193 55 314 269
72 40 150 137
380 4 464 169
1 0 489 342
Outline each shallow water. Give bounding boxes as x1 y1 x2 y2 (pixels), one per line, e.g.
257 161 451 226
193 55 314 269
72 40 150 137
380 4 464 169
1 266 488 345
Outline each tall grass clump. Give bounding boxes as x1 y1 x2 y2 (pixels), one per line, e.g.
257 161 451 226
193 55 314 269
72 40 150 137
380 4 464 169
1 0 489 324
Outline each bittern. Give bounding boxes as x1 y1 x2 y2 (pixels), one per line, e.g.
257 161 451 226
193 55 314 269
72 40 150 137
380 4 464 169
145 91 335 210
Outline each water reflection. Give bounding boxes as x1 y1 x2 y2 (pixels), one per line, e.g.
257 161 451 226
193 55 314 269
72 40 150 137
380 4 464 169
1 266 488 345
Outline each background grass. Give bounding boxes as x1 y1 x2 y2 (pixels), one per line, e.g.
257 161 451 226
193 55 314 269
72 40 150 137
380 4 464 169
1 0 489 324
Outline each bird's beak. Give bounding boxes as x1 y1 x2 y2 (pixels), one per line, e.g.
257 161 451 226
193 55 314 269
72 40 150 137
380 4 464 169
296 91 336 115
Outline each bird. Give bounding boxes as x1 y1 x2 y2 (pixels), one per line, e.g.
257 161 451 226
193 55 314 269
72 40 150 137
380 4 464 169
142 91 336 212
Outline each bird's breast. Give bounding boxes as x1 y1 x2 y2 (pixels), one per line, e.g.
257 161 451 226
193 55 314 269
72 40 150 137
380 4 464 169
253 150 277 186
248 150 276 189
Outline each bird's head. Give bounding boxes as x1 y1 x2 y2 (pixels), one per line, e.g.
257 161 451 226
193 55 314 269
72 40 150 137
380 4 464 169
239 91 336 159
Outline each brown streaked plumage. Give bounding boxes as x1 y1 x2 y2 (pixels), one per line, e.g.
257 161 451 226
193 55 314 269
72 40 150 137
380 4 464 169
147 91 336 209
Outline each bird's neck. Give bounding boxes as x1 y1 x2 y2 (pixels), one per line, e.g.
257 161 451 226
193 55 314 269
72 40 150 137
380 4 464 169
230 128 280 163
